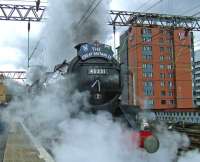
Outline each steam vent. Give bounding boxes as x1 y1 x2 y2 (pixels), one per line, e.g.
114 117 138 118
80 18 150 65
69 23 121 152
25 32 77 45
0 1 200 162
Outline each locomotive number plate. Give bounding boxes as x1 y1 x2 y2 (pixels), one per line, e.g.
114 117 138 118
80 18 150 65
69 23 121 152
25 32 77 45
88 68 107 75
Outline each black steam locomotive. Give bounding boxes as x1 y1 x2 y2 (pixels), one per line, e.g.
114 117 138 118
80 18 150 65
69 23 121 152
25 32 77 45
43 41 159 153
68 42 121 112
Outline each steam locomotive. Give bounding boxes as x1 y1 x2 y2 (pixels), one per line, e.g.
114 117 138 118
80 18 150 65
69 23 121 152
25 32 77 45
68 42 120 112
52 41 159 153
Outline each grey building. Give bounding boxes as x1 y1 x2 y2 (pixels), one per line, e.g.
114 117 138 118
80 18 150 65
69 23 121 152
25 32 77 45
194 61 200 106
118 31 129 105
194 50 200 106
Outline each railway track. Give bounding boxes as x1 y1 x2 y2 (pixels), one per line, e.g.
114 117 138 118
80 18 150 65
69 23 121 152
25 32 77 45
172 124 200 150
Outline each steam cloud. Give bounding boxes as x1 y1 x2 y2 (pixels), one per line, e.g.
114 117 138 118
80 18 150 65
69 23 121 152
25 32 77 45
44 0 111 68
2 76 194 162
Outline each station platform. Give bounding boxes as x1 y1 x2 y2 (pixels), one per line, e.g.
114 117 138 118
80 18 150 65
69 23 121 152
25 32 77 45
2 121 54 162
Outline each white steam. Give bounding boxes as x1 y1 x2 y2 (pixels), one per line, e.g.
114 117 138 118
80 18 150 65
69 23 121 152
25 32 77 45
2 73 198 162
44 0 111 68
178 150 200 162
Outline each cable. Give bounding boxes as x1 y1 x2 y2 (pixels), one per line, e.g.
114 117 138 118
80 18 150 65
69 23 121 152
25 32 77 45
79 0 103 26
180 3 200 15
77 0 97 25
135 0 153 11
29 37 43 60
145 0 163 12
192 11 200 17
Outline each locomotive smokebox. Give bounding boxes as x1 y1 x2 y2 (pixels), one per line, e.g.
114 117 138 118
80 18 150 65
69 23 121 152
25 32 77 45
67 41 121 112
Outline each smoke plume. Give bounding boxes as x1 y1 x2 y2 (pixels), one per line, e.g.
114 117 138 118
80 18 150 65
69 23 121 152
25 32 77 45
44 0 111 68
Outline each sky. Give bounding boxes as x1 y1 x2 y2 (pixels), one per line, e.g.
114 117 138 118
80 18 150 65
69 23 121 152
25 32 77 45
0 0 200 71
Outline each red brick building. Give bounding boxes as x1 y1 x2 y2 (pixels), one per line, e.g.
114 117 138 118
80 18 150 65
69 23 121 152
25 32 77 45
119 26 193 109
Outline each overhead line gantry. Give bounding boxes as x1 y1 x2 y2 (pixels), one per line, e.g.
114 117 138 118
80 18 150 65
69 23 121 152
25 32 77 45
108 10 200 31
0 3 46 21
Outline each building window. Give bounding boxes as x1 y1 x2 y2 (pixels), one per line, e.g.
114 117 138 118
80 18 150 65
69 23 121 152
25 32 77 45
160 47 164 52
143 64 153 73
143 55 152 60
168 55 173 60
161 100 166 104
143 72 153 78
196 73 200 78
168 81 173 88
144 81 153 87
143 64 153 69
160 64 164 69
160 73 165 78
195 67 200 72
160 81 165 87
143 36 152 42
145 99 154 106
128 33 134 41
161 90 166 96
144 87 154 96
143 46 152 51
166 31 172 37
167 64 173 70
159 38 164 43
142 28 152 34
160 29 164 34
142 46 152 60
168 100 175 105
167 47 173 53
168 91 173 96
166 39 172 44
160 55 164 61
144 81 153 96
167 73 174 78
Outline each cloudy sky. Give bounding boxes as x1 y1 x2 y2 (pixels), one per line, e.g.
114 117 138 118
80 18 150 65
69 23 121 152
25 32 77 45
0 0 200 71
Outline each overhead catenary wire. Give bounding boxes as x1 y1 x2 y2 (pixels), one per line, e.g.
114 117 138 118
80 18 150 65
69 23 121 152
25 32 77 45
192 11 200 17
145 0 164 12
77 0 98 25
29 37 43 60
135 0 154 11
78 0 103 26
180 3 200 16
